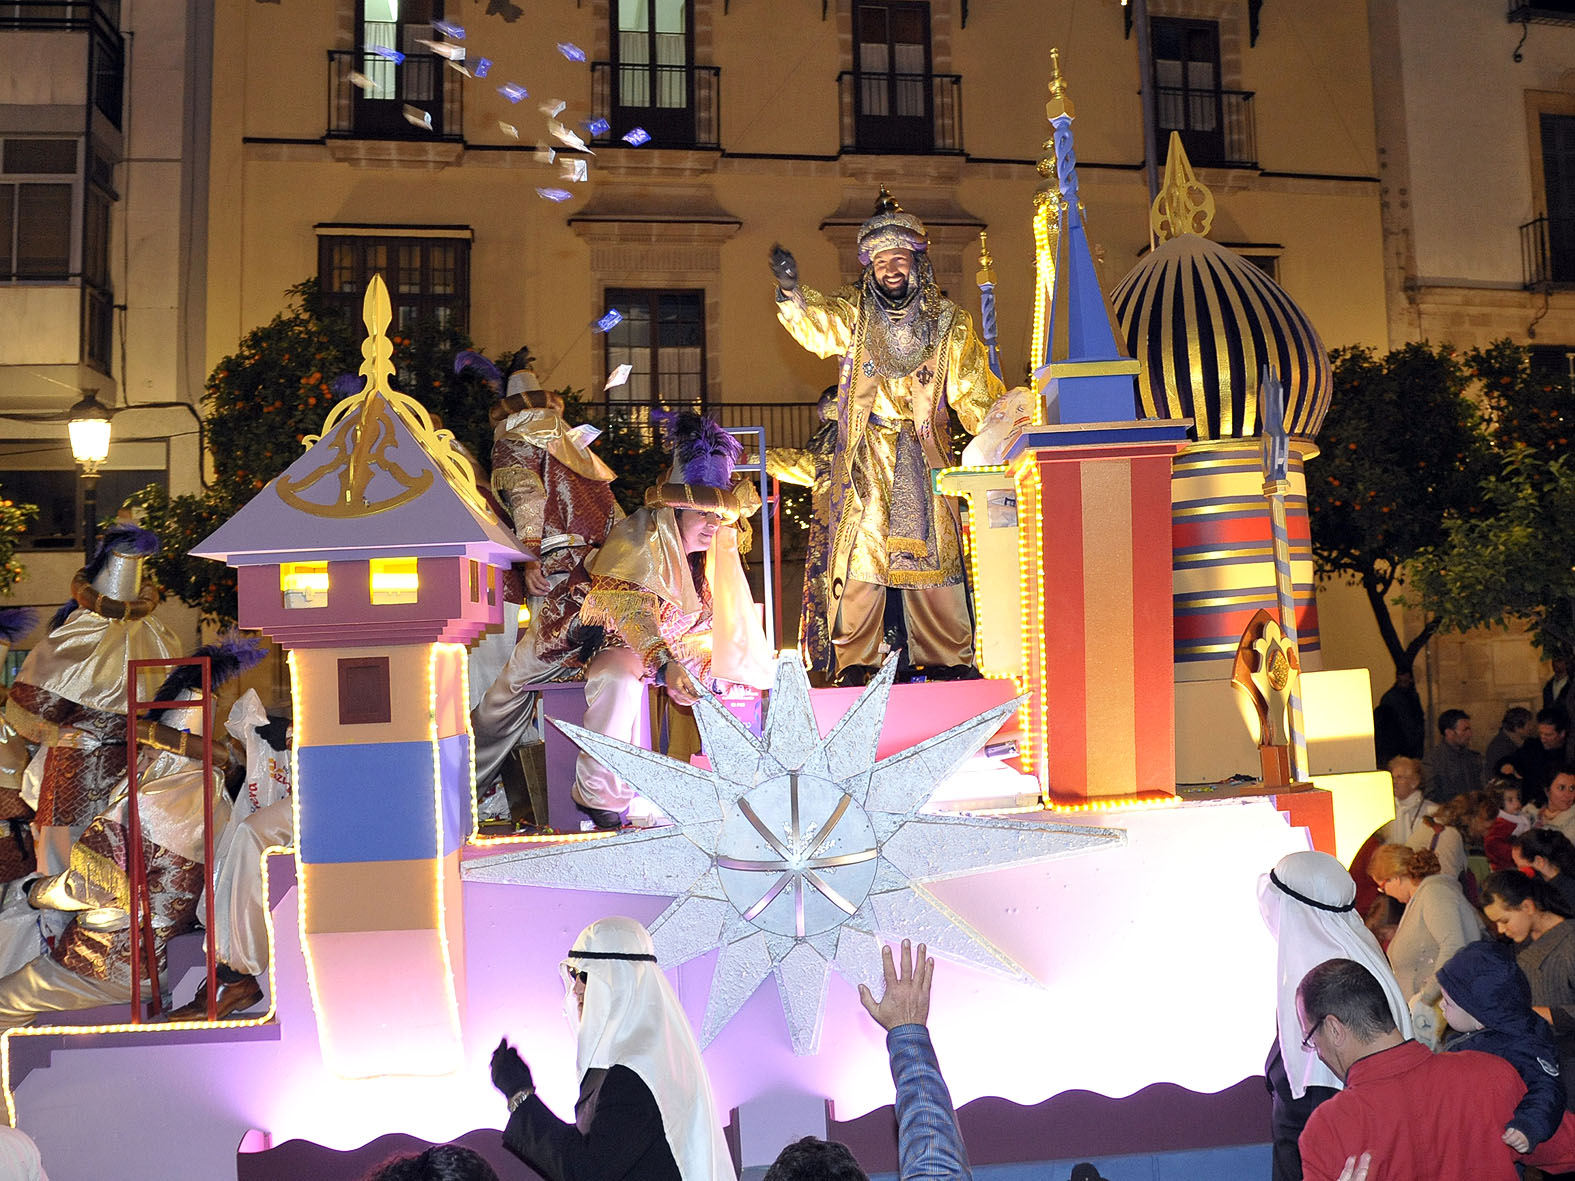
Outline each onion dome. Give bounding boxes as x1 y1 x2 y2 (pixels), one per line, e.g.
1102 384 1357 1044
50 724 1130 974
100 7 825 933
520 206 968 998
1109 135 1332 441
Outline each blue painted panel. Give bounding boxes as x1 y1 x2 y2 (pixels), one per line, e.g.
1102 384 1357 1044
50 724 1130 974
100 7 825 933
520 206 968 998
437 732 470 856
297 741 441 863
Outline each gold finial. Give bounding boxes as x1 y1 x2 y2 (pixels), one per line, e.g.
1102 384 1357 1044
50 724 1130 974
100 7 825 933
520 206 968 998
1036 136 1057 180
1150 131 1216 242
976 231 997 287
1046 48 1074 121
278 273 492 520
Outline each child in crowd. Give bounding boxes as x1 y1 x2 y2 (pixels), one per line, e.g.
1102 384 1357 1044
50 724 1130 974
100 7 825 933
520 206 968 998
1436 940 1566 1154
1486 777 1534 872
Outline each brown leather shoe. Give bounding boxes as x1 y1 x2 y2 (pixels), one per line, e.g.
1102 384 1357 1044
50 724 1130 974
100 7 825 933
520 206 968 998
167 974 264 1021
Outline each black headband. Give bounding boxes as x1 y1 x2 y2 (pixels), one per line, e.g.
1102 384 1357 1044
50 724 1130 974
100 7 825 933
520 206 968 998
567 949 658 962
1270 869 1356 913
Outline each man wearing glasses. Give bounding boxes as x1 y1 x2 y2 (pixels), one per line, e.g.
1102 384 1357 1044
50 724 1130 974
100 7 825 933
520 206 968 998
1296 958 1575 1179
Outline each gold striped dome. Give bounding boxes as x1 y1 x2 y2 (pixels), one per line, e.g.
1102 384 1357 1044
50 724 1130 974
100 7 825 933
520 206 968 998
1108 139 1332 441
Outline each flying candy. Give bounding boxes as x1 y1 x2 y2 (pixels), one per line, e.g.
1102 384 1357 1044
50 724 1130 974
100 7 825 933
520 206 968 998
557 42 587 62
540 99 566 118
548 120 590 153
499 121 520 139
368 46 405 63
447 60 471 76
431 19 465 38
347 71 379 93
621 126 651 146
474 57 492 77
402 104 433 131
593 309 624 333
498 82 528 103
604 364 633 390
536 187 575 203
585 117 611 137
533 144 557 164
561 158 589 182
415 38 465 60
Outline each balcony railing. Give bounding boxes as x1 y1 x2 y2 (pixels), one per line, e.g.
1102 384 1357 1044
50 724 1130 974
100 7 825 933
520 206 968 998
588 61 721 150
1521 214 1575 287
590 401 819 450
837 71 962 155
1154 85 1256 169
1508 1 1575 27
328 49 463 141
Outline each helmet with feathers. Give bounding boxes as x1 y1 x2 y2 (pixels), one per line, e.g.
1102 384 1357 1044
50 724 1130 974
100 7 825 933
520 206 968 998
643 410 754 525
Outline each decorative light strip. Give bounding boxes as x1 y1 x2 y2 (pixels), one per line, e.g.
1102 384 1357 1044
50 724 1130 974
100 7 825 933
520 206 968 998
427 644 464 1049
1 842 294 1126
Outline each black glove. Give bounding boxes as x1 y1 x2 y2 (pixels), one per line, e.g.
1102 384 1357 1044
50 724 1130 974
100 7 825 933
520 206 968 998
769 244 798 292
491 1037 534 1099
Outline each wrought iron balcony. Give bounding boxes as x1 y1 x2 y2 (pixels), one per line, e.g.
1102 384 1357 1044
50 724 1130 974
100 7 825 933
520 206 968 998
837 70 963 155
1521 214 1575 287
328 49 463 141
1508 1 1575 28
1154 85 1257 169
588 61 721 150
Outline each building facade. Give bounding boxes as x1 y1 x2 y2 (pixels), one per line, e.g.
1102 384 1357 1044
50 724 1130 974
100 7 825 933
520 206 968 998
0 0 211 649
1366 0 1575 734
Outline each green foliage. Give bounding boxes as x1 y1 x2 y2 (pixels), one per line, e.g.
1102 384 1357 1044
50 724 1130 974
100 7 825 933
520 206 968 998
131 280 521 625
1411 448 1575 657
1469 338 1575 460
1307 342 1494 672
0 492 39 595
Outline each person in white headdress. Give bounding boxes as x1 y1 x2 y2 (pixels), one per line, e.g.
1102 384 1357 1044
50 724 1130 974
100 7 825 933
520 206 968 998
1258 850 1412 1181
490 915 734 1181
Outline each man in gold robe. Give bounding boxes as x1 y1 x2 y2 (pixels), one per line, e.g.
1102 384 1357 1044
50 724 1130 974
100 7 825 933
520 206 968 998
771 189 1004 686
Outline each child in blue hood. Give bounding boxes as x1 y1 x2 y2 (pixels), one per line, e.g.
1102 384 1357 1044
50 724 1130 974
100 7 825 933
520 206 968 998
1437 940 1567 1152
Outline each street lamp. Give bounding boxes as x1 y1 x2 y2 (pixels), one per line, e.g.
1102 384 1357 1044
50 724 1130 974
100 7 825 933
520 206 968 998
67 391 113 562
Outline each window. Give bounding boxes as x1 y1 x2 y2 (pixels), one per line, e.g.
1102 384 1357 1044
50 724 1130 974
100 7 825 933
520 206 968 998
337 657 392 725
0 138 78 280
1152 19 1223 166
610 0 700 145
281 562 330 609
603 289 705 412
1542 114 1575 284
337 0 452 139
318 230 469 333
369 556 419 605
0 445 167 551
851 2 934 154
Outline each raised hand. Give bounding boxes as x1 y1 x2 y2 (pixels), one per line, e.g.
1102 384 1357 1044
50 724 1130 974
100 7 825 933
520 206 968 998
857 938 933 1031
769 244 799 292
490 1036 534 1098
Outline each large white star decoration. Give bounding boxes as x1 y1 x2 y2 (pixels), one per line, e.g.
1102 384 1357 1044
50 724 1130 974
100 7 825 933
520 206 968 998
464 653 1125 1053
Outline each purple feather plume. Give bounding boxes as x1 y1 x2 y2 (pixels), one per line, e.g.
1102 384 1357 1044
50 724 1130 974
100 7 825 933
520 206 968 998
82 523 159 585
330 373 363 398
46 600 76 633
653 409 741 489
147 633 268 723
454 349 503 389
0 607 36 644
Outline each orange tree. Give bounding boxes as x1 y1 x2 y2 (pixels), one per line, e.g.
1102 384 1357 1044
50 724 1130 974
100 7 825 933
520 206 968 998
1306 342 1494 677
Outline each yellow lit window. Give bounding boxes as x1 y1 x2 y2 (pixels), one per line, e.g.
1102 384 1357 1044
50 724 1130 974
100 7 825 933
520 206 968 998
281 562 329 609
370 557 419 605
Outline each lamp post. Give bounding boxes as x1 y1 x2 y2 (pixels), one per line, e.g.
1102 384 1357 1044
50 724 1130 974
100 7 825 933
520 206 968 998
67 391 112 563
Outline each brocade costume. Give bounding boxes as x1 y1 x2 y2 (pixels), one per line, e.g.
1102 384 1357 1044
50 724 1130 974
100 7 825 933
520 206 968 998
490 407 621 592
472 507 720 813
6 547 179 872
0 748 221 1030
767 417 836 678
775 246 1003 676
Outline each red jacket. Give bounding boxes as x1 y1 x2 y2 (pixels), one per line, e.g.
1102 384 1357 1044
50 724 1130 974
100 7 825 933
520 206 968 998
1299 1040 1575 1180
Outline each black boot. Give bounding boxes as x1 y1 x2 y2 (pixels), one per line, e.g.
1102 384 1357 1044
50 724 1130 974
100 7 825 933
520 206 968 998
835 664 878 688
575 801 627 831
